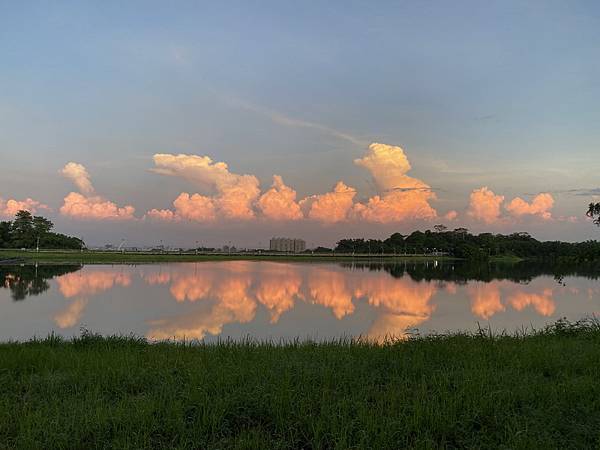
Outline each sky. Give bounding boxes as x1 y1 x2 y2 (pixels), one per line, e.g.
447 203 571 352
1 0 599 248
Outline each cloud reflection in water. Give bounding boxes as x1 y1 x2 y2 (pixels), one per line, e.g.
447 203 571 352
34 261 578 340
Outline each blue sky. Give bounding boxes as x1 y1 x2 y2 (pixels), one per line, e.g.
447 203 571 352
1 1 599 247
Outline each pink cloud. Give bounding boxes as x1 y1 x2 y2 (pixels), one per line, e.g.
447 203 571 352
151 144 442 225
467 187 505 224
146 208 180 222
257 175 303 221
61 162 95 196
143 144 570 230
352 143 438 223
60 162 136 221
444 210 459 221
173 193 217 222
300 181 357 224
505 193 554 220
354 143 414 192
60 192 136 221
145 193 216 223
152 154 260 220
353 190 437 223
0 197 49 218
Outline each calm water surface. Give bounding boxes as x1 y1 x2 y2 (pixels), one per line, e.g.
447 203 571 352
1 260 600 342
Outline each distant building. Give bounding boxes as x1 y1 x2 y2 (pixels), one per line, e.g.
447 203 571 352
269 237 306 253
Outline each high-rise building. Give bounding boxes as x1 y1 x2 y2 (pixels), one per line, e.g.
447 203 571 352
269 237 306 253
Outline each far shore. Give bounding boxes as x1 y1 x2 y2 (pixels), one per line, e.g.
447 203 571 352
0 248 485 265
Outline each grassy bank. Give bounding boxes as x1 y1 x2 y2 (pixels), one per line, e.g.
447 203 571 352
2 320 600 448
0 249 454 264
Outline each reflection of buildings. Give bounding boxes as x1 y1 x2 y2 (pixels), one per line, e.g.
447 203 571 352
269 237 306 253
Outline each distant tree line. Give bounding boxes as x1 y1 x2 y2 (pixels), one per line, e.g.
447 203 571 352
0 210 84 250
334 226 600 261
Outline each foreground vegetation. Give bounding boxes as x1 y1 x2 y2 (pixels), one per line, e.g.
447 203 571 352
2 320 600 448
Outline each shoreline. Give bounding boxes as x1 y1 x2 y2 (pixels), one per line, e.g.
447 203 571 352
0 249 467 264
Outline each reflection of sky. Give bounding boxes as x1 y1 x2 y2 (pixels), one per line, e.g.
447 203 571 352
1 262 600 342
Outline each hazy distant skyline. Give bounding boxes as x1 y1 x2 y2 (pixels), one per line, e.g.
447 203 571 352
1 1 599 247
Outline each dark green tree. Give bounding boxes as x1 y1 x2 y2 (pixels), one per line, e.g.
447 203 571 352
0 221 11 247
0 211 84 250
334 228 600 261
33 216 54 235
10 210 34 248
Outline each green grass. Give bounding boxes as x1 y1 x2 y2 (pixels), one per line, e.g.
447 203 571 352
0 249 453 264
2 319 600 449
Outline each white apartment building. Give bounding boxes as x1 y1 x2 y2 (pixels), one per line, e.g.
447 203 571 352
269 237 306 253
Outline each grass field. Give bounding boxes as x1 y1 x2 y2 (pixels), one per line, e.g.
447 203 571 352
0 249 457 264
1 319 599 449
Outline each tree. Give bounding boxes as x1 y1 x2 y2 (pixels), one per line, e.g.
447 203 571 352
334 228 600 261
0 211 83 250
587 202 600 226
33 216 54 236
453 227 469 241
10 210 34 248
0 221 11 247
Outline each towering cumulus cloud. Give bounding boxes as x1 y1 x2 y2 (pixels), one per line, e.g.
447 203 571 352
152 154 260 221
467 187 505 224
354 143 415 192
506 193 554 220
257 175 303 221
300 181 357 224
148 144 438 225
353 143 437 223
0 197 48 217
146 143 554 228
60 163 135 220
61 163 95 196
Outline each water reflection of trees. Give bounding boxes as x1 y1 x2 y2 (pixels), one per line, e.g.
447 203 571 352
341 260 600 284
0 265 82 301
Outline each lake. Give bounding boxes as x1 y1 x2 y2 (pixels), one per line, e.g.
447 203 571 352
1 260 599 342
